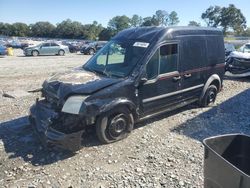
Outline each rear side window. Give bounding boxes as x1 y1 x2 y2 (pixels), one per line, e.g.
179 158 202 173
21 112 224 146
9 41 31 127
206 36 224 65
182 38 207 70
51 43 59 47
42 43 50 47
146 43 178 79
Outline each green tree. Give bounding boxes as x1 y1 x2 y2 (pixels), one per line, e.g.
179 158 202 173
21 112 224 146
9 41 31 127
201 4 247 34
155 10 168 26
220 4 246 35
55 19 84 38
108 15 131 33
188 21 201 27
201 6 221 27
141 16 159 26
0 22 12 36
30 21 56 37
131 14 143 27
83 21 103 40
99 28 115 40
168 11 179 25
242 28 250 37
10 22 29 36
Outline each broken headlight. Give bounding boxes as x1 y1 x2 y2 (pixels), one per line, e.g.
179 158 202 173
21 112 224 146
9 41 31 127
61 96 88 115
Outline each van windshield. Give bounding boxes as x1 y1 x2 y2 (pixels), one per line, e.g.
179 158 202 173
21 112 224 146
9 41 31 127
83 40 149 78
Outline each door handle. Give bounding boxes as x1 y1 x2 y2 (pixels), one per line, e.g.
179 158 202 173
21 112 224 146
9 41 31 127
184 73 192 78
173 75 181 81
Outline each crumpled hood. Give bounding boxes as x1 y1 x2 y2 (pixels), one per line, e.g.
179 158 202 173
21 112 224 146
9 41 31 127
230 51 250 59
43 68 123 99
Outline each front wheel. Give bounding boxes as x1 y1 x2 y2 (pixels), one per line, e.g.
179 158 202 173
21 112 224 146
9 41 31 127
200 85 218 107
58 50 65 56
96 107 134 144
32 50 39 56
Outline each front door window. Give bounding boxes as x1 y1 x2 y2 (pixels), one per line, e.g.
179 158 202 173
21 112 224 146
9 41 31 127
146 43 178 79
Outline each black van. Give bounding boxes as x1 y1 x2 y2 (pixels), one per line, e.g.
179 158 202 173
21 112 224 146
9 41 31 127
30 27 225 151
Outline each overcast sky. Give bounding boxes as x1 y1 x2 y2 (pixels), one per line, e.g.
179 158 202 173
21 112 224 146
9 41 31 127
0 0 249 27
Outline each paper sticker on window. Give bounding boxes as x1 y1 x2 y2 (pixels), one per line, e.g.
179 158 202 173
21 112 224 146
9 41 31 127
133 42 149 48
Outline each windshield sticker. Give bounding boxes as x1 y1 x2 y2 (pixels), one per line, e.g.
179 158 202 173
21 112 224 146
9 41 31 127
133 42 149 48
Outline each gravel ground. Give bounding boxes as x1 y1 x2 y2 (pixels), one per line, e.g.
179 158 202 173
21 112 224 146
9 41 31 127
0 50 250 188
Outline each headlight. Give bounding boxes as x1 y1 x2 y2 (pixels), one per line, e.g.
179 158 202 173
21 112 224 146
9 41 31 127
62 96 88 114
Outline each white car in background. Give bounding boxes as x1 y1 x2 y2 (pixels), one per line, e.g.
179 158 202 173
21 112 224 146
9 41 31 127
239 43 250 53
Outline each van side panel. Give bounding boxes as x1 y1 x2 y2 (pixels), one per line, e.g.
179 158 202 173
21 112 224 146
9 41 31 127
205 35 225 83
178 35 208 100
206 35 225 66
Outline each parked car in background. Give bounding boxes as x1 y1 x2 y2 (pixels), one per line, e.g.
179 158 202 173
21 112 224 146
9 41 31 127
80 41 107 55
23 42 69 56
64 43 82 53
0 45 8 56
224 43 236 57
239 43 250 53
6 41 29 49
226 51 250 77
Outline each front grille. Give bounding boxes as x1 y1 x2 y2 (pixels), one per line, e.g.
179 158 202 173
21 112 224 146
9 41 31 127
230 58 250 69
42 89 61 110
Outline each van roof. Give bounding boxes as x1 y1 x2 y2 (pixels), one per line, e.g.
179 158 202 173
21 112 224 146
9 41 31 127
113 26 223 43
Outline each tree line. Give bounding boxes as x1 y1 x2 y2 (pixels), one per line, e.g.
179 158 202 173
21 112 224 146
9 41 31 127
0 5 249 40
0 10 179 40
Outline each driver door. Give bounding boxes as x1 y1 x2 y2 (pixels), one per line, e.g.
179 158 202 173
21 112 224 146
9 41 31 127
139 43 181 115
39 43 51 55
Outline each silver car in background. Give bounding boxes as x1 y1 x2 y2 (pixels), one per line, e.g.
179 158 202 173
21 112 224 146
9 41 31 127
23 42 69 56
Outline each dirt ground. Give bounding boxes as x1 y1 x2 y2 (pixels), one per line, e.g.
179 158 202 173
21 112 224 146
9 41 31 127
0 50 250 188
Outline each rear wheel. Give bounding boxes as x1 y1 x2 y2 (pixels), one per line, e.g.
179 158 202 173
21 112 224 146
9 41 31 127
200 85 218 107
58 50 65 56
32 50 39 56
96 107 134 144
88 48 95 55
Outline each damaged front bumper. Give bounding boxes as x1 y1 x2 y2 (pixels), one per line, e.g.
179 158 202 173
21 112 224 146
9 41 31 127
29 100 85 151
226 54 250 77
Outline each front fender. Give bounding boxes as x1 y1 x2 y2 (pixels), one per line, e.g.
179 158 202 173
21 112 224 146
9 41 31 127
98 98 136 114
62 96 137 120
82 98 137 119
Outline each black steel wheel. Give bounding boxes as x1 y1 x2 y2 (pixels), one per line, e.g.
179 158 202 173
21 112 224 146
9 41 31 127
96 107 134 144
200 85 218 107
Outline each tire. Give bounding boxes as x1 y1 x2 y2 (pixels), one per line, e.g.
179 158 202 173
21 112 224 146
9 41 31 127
96 107 134 144
200 85 218 107
58 50 65 56
32 50 39 56
88 48 95 55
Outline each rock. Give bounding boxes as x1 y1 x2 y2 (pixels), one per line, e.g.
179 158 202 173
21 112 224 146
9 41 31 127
135 168 142 173
179 180 185 186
